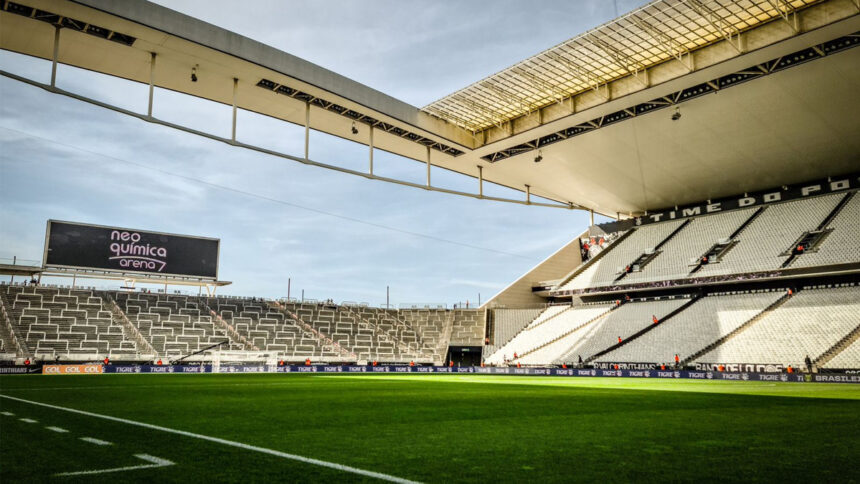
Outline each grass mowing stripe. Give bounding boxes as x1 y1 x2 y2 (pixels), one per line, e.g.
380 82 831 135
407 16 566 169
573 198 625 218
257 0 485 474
80 437 112 446
0 394 420 484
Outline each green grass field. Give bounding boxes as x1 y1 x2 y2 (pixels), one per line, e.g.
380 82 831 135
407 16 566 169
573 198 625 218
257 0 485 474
1 374 859 483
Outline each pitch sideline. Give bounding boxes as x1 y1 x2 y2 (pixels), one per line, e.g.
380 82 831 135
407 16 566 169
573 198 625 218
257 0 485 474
0 394 420 484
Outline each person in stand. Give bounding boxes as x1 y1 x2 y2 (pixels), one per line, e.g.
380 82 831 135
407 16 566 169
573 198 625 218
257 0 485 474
24 357 30 366
449 360 454 368
804 355 812 372
103 356 110 366
516 362 521 368
674 354 679 367
577 355 583 365
660 363 666 370
409 360 415 367
513 352 518 359
652 315 659 325
561 363 567 369
617 336 622 344
787 365 794 374
278 359 285 366
717 364 724 372
156 358 163 366
372 360 378 367
305 358 311 366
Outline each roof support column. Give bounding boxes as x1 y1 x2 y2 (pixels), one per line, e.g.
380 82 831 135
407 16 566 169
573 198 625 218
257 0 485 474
231 78 238 142
147 53 156 117
590 209 594 226
304 101 310 161
426 146 431 188
477 165 483 197
525 184 531 204
50 25 60 88
369 126 374 175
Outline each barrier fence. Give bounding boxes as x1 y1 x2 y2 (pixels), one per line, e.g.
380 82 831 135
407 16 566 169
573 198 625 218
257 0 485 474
2 364 858 383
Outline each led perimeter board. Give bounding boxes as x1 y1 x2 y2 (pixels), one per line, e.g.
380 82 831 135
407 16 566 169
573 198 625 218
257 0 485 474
43 220 219 280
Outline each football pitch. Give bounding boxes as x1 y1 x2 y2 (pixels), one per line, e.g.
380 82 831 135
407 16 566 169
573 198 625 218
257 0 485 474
1 374 858 483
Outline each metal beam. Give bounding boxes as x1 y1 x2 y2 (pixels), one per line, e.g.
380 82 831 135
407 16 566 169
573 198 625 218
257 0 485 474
231 77 238 142
368 125 374 175
304 101 310 161
50 25 60 88
0 69 576 210
426 146 431 188
147 52 155 117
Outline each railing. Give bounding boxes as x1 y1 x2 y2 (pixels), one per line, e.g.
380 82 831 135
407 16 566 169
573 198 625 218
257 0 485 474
269 301 355 359
201 302 260 352
103 295 157 356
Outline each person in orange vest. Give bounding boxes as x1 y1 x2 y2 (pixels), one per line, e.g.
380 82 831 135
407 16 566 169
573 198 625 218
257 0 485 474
278 359 284 366
480 361 485 368
156 358 163 366
787 365 794 374
103 356 110 366
449 360 454 368
305 358 311 366
561 363 567 369
617 336 622 343
718 364 725 372
516 362 521 368
409 360 415 367
614 364 619 370
24 358 30 366
788 288 794 296
660 363 666 370
372 360 378 367
652 315 659 324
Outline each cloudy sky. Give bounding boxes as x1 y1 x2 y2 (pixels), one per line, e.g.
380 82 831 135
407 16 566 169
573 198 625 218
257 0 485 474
0 0 645 305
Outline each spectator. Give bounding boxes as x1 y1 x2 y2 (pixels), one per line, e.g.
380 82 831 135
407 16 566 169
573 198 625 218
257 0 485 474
449 360 454 367
103 356 110 366
652 315 658 324
305 358 311 366
787 365 794 374
409 360 415 367
513 352 518 359
156 358 163 366
617 336 622 343
578 355 583 365
674 354 679 366
24 358 30 366
804 355 812 372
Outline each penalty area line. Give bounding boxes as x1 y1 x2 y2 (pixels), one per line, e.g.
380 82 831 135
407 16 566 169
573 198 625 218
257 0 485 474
0 394 420 484
56 454 173 477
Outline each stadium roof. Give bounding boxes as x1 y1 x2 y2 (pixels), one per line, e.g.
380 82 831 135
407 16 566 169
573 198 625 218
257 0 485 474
1 0 858 218
422 0 823 133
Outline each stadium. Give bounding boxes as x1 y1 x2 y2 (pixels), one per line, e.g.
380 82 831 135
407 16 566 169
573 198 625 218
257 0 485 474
1 0 859 482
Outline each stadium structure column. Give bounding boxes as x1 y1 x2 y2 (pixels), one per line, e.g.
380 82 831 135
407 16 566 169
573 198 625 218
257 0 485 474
50 25 60 88
369 126 374 175
426 146 431 187
478 165 483 197
590 209 594 226
525 184 531 204
304 101 310 160
147 53 156 117
231 78 238 142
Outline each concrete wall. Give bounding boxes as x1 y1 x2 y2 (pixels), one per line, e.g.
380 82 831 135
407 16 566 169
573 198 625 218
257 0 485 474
482 230 586 309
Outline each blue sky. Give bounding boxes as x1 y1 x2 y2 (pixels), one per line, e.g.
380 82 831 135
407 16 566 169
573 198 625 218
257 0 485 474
0 0 645 305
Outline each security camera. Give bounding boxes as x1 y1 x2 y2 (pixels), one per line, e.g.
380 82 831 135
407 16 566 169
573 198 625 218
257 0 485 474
534 150 543 163
671 107 681 121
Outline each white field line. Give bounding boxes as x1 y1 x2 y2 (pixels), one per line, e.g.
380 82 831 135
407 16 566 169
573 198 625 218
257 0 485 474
55 454 174 477
19 418 38 423
46 426 69 433
0 394 420 484
80 437 112 446
1 411 14 416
